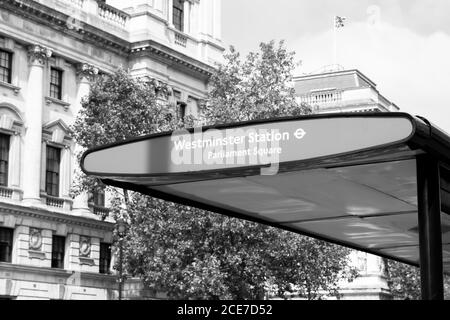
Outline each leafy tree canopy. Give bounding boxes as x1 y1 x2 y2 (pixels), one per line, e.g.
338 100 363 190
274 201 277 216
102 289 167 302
203 41 309 124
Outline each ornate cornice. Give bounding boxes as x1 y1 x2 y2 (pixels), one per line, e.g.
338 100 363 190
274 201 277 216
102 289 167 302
1 0 131 57
27 44 52 66
0 262 117 286
131 40 215 79
0 201 114 231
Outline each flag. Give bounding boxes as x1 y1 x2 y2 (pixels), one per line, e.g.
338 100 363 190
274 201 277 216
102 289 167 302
335 16 346 28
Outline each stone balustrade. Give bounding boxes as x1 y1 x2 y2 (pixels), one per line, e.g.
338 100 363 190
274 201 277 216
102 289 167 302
300 90 343 106
89 204 110 220
58 0 130 29
45 195 65 208
97 1 130 28
174 31 188 48
0 186 13 199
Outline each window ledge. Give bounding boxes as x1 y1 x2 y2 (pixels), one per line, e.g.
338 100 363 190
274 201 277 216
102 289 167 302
45 96 70 111
28 250 46 260
0 81 20 95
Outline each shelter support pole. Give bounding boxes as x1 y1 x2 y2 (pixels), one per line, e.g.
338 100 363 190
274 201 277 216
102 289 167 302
416 154 444 300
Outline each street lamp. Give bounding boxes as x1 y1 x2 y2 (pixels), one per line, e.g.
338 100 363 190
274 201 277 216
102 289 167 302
117 218 126 300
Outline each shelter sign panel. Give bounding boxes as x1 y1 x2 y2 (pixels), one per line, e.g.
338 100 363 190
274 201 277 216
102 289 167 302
82 116 414 176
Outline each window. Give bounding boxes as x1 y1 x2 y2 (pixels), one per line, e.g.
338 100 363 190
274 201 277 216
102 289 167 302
177 101 187 121
0 227 13 263
0 50 12 84
49 68 62 100
99 243 111 274
94 190 105 207
46 146 60 197
51 235 65 268
0 134 9 186
173 0 184 31
89 189 105 207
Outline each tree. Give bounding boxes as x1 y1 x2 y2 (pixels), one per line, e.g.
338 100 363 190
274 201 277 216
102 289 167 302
71 69 178 197
72 41 354 299
385 259 450 300
268 233 357 299
202 41 309 124
385 260 421 300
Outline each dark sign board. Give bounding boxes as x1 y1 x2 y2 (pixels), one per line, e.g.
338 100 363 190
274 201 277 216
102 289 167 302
83 115 415 177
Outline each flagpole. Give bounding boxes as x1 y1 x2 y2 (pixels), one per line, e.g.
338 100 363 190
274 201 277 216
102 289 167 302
333 15 337 66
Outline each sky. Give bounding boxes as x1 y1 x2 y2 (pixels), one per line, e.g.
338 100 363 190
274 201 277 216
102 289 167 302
221 0 450 133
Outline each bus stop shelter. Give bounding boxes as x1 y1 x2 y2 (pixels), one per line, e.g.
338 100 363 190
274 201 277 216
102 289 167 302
81 112 450 300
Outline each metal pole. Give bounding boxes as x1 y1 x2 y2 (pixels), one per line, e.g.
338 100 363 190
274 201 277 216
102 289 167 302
118 237 123 300
416 154 444 300
333 16 337 66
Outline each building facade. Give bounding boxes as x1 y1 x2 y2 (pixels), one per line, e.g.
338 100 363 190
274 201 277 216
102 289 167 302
0 0 223 299
294 67 397 300
294 68 399 114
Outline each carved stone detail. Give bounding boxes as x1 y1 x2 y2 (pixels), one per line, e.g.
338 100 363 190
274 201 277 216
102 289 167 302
79 236 91 257
76 63 99 82
147 77 172 99
27 45 52 66
29 228 43 251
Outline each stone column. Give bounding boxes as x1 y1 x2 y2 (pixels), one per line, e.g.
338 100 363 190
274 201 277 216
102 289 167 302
205 0 213 37
183 0 190 33
22 45 52 206
74 63 97 114
72 63 98 216
190 1 199 36
168 0 174 27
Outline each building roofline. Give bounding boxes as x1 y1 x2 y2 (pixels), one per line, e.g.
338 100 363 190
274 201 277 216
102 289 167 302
0 0 215 78
0 0 131 55
294 69 377 88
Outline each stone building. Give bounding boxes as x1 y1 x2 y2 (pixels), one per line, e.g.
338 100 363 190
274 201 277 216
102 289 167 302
294 68 399 114
0 0 223 299
294 67 398 300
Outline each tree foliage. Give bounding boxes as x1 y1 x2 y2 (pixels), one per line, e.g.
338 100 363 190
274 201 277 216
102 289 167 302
385 260 421 300
386 259 450 300
72 41 354 299
203 41 309 124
